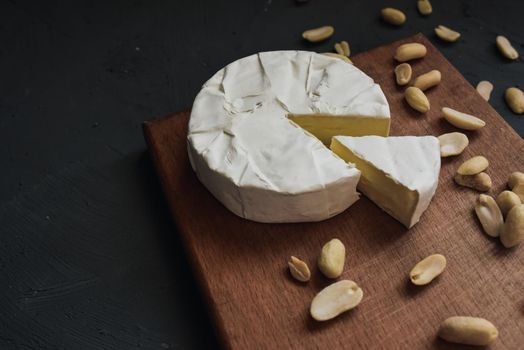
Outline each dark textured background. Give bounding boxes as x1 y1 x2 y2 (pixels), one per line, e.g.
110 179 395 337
1 0 522 349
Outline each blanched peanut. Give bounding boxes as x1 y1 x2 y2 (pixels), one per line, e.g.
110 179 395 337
505 87 524 114
394 63 412 86
500 204 524 248
437 132 468 157
288 256 311 282
496 191 521 218
417 0 432 16
475 194 503 237
442 107 486 130
454 173 492 192
496 35 519 60
413 70 441 91
302 26 334 42
409 254 446 285
476 81 493 101
439 316 498 346
318 238 345 278
405 87 430 113
340 41 350 57
381 8 406 26
435 25 461 42
394 43 427 62
513 183 524 202
334 42 344 56
310 280 363 321
508 171 524 189
457 156 489 176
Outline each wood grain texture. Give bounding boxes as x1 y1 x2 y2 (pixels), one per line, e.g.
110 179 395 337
143 34 524 349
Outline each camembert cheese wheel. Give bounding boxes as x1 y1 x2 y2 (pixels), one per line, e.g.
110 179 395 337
187 51 390 223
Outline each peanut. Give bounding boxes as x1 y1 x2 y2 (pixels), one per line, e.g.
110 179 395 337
496 35 519 60
310 280 363 321
442 107 486 130
417 0 432 16
318 238 345 279
437 132 469 157
435 25 461 42
341 41 350 56
439 316 498 346
457 156 489 176
334 43 344 56
413 69 441 91
409 254 446 285
405 87 430 113
505 87 524 114
508 171 524 189
500 204 524 248
454 173 492 192
476 81 493 101
288 256 311 282
513 183 524 202
394 63 412 86
394 43 427 62
302 26 334 42
381 8 406 26
496 191 521 218
475 194 503 237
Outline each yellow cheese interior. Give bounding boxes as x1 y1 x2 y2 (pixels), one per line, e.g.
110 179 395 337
288 115 390 145
330 138 418 228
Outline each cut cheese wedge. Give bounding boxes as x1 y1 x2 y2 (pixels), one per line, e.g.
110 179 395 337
331 135 441 228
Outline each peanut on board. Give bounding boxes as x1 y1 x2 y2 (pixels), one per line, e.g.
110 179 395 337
457 156 489 176
496 35 519 60
505 87 524 114
508 171 524 189
405 87 430 113
288 256 311 282
394 63 412 86
475 194 503 237
302 26 334 42
509 171 524 201
437 132 468 157
318 238 345 278
438 316 498 346
476 81 493 102
454 173 492 192
496 191 521 218
500 204 524 248
409 254 446 285
310 280 363 321
413 70 441 91
513 183 524 202
442 107 486 130
381 8 406 26
394 43 427 62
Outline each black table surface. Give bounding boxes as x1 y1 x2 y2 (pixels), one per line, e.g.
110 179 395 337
1 0 522 349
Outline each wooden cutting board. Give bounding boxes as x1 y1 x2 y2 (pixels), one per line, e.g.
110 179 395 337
143 34 524 349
